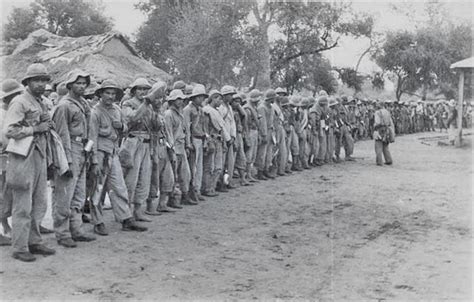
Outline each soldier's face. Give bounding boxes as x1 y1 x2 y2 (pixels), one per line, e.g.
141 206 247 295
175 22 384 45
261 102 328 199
135 87 150 100
70 77 89 96
27 77 49 97
224 94 233 104
193 95 205 107
100 88 117 106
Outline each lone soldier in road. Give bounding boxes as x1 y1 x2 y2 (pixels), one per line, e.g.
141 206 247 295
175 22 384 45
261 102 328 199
373 101 394 166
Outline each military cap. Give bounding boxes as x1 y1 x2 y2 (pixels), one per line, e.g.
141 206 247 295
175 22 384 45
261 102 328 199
21 63 51 85
1 79 24 99
249 89 262 102
172 80 186 91
65 69 91 88
167 89 186 101
130 78 152 91
221 85 237 96
190 84 208 98
264 89 277 101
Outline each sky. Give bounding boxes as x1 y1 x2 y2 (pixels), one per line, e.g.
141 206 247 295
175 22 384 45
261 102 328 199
1 0 472 74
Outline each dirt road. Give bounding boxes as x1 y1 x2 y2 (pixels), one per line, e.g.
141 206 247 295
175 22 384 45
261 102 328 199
1 131 472 300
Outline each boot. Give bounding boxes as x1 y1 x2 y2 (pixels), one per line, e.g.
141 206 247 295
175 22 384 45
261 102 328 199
167 193 183 209
122 218 147 232
94 223 109 236
239 169 251 186
13 251 36 262
58 238 77 248
157 194 175 212
29 244 56 256
226 181 237 189
133 204 152 222
246 165 258 183
189 189 199 202
256 170 268 180
145 198 162 216
181 192 198 205
263 170 275 179
196 191 205 201
216 182 229 192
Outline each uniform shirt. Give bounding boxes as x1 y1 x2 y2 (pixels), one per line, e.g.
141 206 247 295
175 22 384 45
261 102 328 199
243 103 259 130
257 103 274 137
89 102 127 164
203 104 230 142
271 103 284 129
374 108 394 128
183 102 206 149
3 88 47 156
164 106 186 155
122 97 153 138
218 103 236 139
53 94 90 162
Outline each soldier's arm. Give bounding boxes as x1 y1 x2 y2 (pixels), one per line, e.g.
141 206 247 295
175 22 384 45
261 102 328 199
122 100 149 125
88 110 100 165
257 106 268 138
3 100 34 140
164 111 176 149
52 103 73 163
182 106 192 148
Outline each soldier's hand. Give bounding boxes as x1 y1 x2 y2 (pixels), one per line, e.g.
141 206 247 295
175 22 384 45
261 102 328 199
64 169 74 178
112 120 123 130
40 112 51 122
90 164 101 178
33 122 50 133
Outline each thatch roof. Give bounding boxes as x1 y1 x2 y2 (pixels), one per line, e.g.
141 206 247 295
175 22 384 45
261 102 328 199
450 56 474 70
1 29 172 87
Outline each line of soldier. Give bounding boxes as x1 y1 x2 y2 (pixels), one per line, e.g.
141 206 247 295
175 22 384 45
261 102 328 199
0 62 451 263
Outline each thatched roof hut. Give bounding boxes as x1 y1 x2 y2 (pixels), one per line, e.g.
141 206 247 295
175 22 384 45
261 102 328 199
0 29 171 88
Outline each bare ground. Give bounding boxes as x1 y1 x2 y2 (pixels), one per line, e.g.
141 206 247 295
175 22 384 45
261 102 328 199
0 131 472 301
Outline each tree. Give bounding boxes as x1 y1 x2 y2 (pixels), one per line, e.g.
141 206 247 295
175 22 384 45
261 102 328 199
3 7 41 41
335 68 365 92
3 0 113 42
169 1 250 87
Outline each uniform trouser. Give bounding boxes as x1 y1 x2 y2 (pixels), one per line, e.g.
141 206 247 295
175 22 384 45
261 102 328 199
335 125 354 158
124 141 151 206
203 139 223 192
326 128 335 161
245 129 258 166
0 153 12 221
189 138 204 192
265 132 274 170
234 133 247 171
298 129 308 165
317 130 327 161
176 153 191 193
90 151 132 225
375 140 392 165
150 144 174 196
7 149 47 253
276 126 287 174
288 127 300 157
52 142 86 240
309 131 319 163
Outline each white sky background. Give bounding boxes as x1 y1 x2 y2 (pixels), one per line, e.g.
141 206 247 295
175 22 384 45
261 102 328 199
1 0 472 74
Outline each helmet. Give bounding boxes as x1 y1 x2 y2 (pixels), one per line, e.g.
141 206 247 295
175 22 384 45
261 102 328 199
1 79 24 99
130 78 152 92
65 69 91 89
249 89 262 103
221 85 237 95
167 89 186 101
189 84 208 98
172 80 186 91
21 63 51 85
264 89 277 101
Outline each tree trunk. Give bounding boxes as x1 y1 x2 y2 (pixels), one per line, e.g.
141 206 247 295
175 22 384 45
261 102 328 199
256 26 271 90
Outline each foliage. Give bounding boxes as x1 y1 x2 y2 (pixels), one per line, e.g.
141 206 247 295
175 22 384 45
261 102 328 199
3 0 113 42
334 68 364 92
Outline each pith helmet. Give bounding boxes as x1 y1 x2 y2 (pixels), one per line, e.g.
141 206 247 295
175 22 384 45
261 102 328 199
249 89 262 102
21 63 51 85
275 87 288 96
1 79 24 99
318 95 328 105
289 95 300 107
130 78 152 93
172 80 186 91
145 80 167 102
280 96 289 106
264 89 277 101
208 89 222 98
65 69 91 88
184 84 194 97
167 89 186 102
96 79 123 100
190 84 208 98
221 85 237 96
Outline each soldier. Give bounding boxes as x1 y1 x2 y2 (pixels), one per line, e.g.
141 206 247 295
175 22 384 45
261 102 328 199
165 89 194 206
121 78 153 221
308 96 320 166
147 82 176 213
231 93 251 186
88 79 148 235
317 94 330 165
256 89 276 180
279 96 294 174
296 97 310 169
373 101 394 166
272 92 288 176
243 89 262 182
334 97 355 162
183 84 208 202
52 69 97 247
218 85 237 190
202 90 230 196
0 79 25 246
3 63 56 262
288 96 302 171
326 97 337 162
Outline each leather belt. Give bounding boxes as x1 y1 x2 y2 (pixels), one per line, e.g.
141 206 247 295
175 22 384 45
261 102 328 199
71 136 87 144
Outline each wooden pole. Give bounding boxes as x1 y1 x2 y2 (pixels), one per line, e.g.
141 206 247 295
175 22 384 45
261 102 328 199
455 71 464 147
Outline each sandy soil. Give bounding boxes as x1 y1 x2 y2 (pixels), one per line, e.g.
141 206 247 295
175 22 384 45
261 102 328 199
0 131 472 301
